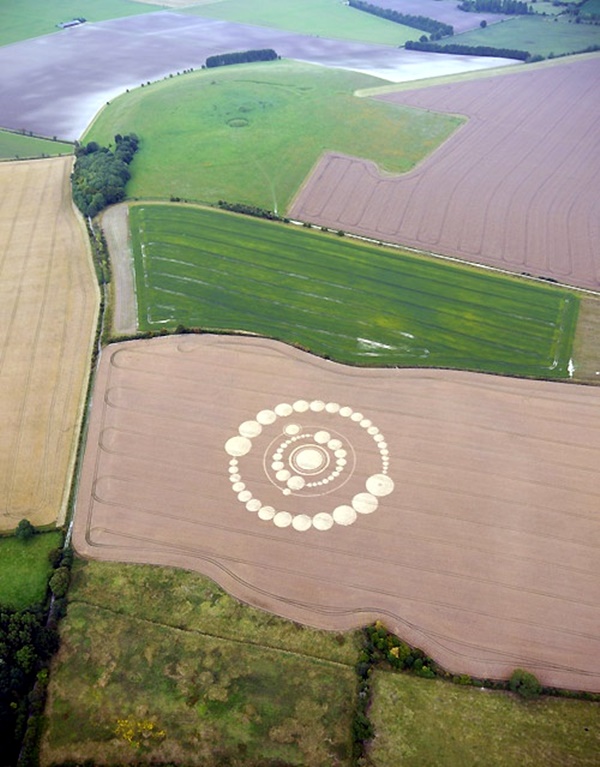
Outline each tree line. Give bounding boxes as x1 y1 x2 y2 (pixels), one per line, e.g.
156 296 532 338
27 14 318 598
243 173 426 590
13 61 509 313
458 0 532 13
406 38 531 59
71 133 139 218
349 0 454 37
205 49 278 69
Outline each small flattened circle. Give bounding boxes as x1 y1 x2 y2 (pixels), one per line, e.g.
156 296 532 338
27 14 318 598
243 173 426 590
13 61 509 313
275 403 293 417
246 499 262 512
293 400 309 412
333 505 357 526
292 514 312 531
239 420 262 438
313 513 334 531
366 474 395 497
310 400 325 412
273 511 292 528
238 490 252 502
256 409 277 425
225 436 252 457
258 505 276 520
352 493 378 515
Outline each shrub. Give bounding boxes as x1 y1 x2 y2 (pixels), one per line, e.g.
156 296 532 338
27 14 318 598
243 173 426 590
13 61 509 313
510 668 542 699
15 519 35 541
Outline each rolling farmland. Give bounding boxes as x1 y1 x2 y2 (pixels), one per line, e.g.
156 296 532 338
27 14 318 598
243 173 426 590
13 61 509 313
0 157 99 530
130 204 577 378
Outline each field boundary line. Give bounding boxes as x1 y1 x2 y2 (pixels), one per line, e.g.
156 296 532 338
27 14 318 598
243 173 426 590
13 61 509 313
70 598 355 669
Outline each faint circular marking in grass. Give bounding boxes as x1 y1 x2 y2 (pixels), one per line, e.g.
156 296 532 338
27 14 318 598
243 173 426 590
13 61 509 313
227 118 249 128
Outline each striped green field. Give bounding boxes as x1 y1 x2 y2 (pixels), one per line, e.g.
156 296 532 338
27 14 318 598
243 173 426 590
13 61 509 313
130 204 578 378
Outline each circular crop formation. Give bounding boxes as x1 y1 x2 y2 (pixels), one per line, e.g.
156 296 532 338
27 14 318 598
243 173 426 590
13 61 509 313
227 118 249 128
225 399 393 532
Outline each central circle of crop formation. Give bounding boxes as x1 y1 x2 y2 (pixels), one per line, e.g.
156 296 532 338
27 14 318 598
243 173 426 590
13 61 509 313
224 400 394 532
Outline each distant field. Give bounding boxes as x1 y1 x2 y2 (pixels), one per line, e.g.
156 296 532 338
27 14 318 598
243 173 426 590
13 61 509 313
441 16 600 56
85 61 462 211
41 560 357 766
130 204 577 377
582 0 600 15
369 670 600 767
0 0 157 47
0 129 72 159
184 0 415 45
0 531 62 609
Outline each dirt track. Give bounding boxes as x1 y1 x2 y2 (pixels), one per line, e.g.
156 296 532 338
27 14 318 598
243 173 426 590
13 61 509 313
101 204 137 335
74 334 600 692
0 158 99 529
290 55 600 292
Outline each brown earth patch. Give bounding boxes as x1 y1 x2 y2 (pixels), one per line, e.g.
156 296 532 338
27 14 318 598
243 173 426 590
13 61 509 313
289 55 600 292
73 334 600 692
0 158 99 529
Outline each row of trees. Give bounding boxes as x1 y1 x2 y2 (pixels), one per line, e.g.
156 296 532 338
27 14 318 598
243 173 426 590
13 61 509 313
458 0 532 13
406 38 531 59
205 49 278 68
349 0 454 37
71 133 139 218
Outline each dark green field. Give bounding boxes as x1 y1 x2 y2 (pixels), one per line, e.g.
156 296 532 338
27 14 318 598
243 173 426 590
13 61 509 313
42 561 358 766
0 531 62 608
130 204 578 378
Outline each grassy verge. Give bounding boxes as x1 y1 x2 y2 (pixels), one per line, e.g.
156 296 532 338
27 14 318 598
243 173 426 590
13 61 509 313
42 560 358 766
130 203 578 378
84 60 463 211
572 295 600 383
0 129 73 159
0 0 157 47
0 531 62 608
183 0 416 46
368 669 600 766
438 15 600 57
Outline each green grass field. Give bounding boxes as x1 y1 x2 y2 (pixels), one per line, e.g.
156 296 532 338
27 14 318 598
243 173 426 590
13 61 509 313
0 0 157 48
581 0 600 16
443 15 600 57
0 531 62 609
184 0 416 46
0 129 72 159
369 670 600 766
84 61 463 211
130 203 578 378
42 561 358 766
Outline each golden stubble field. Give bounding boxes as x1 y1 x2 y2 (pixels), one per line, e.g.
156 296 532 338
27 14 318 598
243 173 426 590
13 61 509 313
0 157 99 530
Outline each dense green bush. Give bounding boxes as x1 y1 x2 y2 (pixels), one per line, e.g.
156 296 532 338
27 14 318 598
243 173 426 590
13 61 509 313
405 39 531 59
71 134 139 217
510 668 542 699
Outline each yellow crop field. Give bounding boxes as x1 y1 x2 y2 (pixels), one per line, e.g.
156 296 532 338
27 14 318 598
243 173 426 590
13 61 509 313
0 157 99 531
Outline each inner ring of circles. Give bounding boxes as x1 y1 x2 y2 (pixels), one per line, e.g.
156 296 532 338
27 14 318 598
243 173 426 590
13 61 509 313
224 400 394 533
290 444 329 474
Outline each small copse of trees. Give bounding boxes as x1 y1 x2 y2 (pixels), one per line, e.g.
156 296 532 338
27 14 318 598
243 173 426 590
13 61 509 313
458 0 532 13
205 49 278 68
349 0 454 37
405 39 531 60
71 133 139 218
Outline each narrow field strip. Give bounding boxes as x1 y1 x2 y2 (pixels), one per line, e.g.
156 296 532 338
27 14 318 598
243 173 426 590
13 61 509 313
0 158 99 530
131 204 577 378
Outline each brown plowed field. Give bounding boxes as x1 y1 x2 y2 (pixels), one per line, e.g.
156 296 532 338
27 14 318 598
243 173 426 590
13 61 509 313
73 335 600 692
290 55 600 291
0 158 99 529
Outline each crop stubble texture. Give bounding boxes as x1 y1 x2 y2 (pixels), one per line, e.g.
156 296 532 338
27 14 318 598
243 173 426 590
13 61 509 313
0 158 99 529
290 56 600 291
74 335 600 692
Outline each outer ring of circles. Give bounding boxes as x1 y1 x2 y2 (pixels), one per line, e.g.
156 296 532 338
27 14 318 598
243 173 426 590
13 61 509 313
225 399 394 532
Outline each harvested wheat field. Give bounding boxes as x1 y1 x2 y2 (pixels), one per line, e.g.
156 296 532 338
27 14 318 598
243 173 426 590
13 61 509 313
0 158 99 530
74 334 600 692
290 55 600 291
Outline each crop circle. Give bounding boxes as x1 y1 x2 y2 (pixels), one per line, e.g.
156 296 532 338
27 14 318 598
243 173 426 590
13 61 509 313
225 400 393 532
